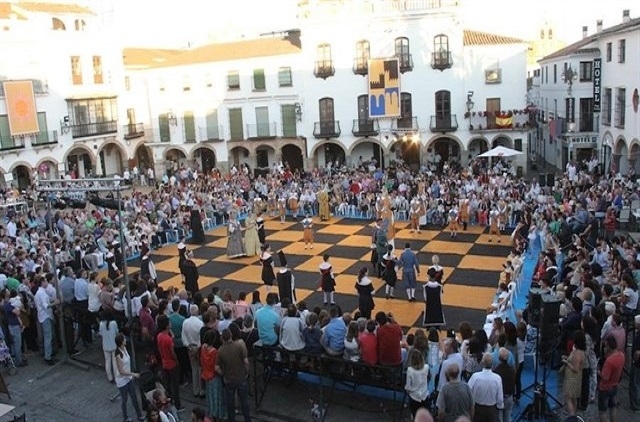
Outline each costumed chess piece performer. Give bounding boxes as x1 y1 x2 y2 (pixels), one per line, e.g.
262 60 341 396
256 212 266 245
226 211 246 258
382 244 398 299
243 211 261 257
139 246 157 284
422 267 445 328
319 254 336 305
182 249 200 295
276 250 296 304
375 219 389 278
355 267 375 319
399 242 420 302
448 205 459 238
260 244 276 293
409 198 421 234
318 188 330 221
278 195 287 223
302 213 314 249
489 206 501 243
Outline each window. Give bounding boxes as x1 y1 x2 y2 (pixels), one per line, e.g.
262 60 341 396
431 34 452 70
514 138 523 151
545 66 548 84
34 112 55 145
355 94 375 134
158 114 170 142
435 90 452 127
124 76 130 91
318 97 335 134
183 76 191 92
205 110 220 140
315 44 334 78
74 19 85 31
579 61 593 82
227 71 240 90
579 98 594 132
92 56 103 84
553 64 557 84
52 18 65 30
183 111 195 142
229 108 244 140
255 106 270 137
71 56 82 85
548 29 553 39
398 92 413 129
0 115 18 149
602 88 612 125
354 40 370 73
281 105 297 137
606 43 612 62
615 88 626 128
618 39 626 63
252 69 266 91
278 67 292 87
67 97 118 138
540 29 545 40
395 37 413 71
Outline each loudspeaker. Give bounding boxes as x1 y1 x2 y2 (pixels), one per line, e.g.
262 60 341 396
189 210 205 244
546 173 555 188
540 294 562 345
528 288 543 327
538 174 547 187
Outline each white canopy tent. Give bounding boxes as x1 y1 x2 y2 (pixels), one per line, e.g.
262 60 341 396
478 146 523 158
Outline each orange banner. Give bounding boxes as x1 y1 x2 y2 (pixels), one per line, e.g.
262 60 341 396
3 80 39 136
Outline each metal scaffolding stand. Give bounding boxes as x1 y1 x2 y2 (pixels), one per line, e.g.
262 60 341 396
35 178 136 381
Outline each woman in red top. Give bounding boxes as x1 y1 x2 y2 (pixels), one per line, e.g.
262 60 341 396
200 330 226 422
358 319 378 365
603 207 617 241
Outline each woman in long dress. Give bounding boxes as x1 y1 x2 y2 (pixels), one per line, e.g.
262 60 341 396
319 254 336 305
256 212 266 244
183 249 200 295
226 211 246 258
243 212 261 256
423 267 445 327
562 330 586 417
318 189 330 221
382 244 398 299
260 244 276 292
355 267 375 319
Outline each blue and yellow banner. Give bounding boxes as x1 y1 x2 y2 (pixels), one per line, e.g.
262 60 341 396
368 58 400 118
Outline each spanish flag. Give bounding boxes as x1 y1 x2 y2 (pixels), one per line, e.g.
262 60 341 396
495 113 513 129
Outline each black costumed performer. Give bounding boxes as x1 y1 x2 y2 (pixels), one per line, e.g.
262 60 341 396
260 244 276 293
428 255 445 284
106 246 119 281
177 238 187 284
355 267 375 319
139 246 157 283
422 267 445 327
382 244 398 299
319 254 336 305
256 212 266 245
182 249 200 295
276 250 296 304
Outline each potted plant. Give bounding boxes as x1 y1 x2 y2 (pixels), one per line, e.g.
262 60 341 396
469 124 474 130
464 111 470 119
478 124 483 130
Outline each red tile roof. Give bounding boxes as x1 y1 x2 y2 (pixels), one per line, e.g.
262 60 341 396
16 1 93 15
463 29 528 46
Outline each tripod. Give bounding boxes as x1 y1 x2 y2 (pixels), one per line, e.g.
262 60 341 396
516 325 563 421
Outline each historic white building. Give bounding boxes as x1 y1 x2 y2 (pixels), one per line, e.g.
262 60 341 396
0 1 128 188
532 10 639 173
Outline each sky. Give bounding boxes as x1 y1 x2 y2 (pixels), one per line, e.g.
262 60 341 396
99 0 634 47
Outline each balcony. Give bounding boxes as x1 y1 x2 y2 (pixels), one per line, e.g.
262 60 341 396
391 116 419 131
71 121 118 139
352 58 368 76
0 136 25 152
431 51 453 71
467 111 531 132
313 121 341 138
352 119 380 137
32 130 59 146
397 54 414 73
123 123 145 139
246 122 277 139
314 60 335 79
429 114 459 133
198 125 224 142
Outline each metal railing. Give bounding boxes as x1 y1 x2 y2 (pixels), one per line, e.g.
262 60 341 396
392 116 419 131
397 53 414 72
313 121 341 138
431 51 453 70
352 119 380 137
33 130 59 146
0 136 26 151
246 122 277 139
71 121 118 138
430 114 459 132
123 123 145 139
314 61 335 79
197 125 224 142
353 58 368 75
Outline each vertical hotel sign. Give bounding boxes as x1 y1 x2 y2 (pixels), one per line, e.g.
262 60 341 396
368 58 400 118
3 80 39 135
592 58 602 112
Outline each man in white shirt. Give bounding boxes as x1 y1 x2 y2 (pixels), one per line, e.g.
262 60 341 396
182 304 204 398
437 338 465 392
468 353 504 422
6 216 17 240
35 277 59 365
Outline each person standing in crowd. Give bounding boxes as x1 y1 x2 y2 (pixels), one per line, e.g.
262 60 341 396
216 328 252 422
376 311 402 366
302 213 314 250
182 304 204 399
468 353 504 422
4 290 25 367
405 349 430 419
226 211 246 259
382 244 398 299
182 249 200 295
99 309 118 382
114 333 144 422
399 242 420 302
355 267 375 319
598 336 625 422
35 276 58 365
437 338 464 393
562 330 586 417
260 244 276 293
437 364 474 422
319 254 336 305
276 251 295 304
156 314 183 412
630 315 640 412
493 347 516 422
243 211 261 257
423 267 445 327
200 330 226 422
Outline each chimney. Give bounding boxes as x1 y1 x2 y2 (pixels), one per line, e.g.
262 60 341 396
582 26 588 38
596 20 603 33
623 10 630 23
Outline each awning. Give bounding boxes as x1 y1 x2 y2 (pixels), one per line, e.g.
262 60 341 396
65 93 118 101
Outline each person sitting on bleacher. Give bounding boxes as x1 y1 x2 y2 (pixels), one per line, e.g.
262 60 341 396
322 305 346 356
302 313 323 356
487 283 510 314
254 293 281 347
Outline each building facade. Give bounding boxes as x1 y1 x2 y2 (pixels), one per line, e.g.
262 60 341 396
0 1 127 188
532 10 639 173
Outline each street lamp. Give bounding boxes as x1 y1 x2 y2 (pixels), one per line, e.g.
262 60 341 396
466 91 475 112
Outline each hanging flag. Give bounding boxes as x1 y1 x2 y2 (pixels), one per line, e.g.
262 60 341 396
3 80 39 136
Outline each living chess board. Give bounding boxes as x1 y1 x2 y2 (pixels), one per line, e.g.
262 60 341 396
125 218 515 333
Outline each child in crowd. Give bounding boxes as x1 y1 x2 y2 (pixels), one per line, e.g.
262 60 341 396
343 321 361 362
302 313 323 355
405 349 430 419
